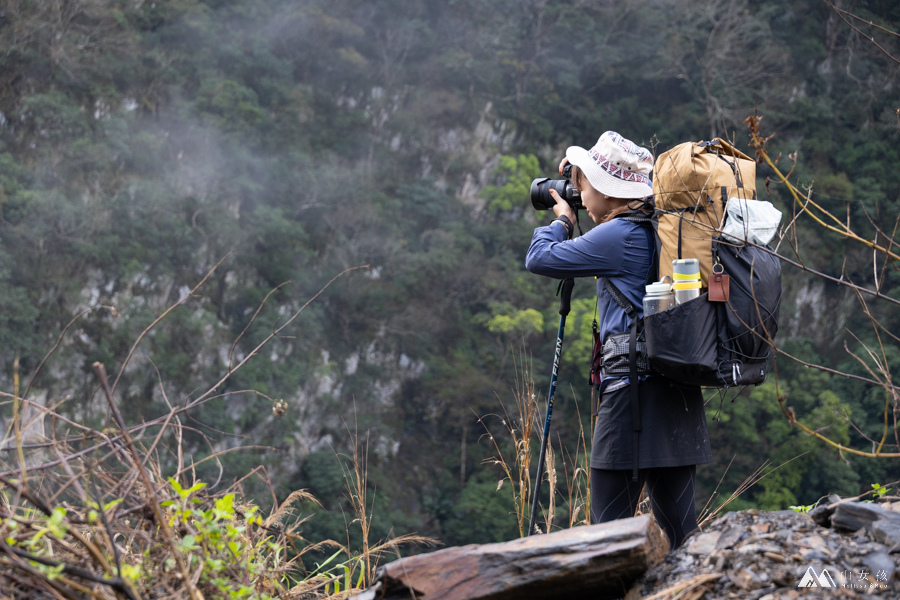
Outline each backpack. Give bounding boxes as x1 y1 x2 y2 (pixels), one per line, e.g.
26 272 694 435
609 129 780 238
653 139 757 287
642 236 782 387
599 139 782 389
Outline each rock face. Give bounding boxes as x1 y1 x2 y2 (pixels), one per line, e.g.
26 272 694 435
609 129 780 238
630 501 900 599
351 515 667 600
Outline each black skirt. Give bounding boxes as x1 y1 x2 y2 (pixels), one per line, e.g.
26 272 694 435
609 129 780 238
590 376 712 470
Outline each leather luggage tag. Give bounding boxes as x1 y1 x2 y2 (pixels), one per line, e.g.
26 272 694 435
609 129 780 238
709 273 730 302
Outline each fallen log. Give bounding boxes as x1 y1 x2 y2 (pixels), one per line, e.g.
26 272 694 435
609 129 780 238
350 514 667 600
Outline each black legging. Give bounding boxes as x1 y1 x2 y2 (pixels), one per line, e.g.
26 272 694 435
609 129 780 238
590 465 698 549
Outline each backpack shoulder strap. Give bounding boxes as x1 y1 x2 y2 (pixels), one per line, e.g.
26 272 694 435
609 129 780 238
601 209 658 479
602 276 642 481
603 277 638 318
603 209 659 481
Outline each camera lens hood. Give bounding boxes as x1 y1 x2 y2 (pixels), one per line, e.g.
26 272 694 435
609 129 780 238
530 177 583 211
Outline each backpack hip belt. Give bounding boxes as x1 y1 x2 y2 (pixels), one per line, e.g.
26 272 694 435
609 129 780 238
601 332 651 378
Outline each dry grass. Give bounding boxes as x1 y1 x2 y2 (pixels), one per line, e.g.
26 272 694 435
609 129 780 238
479 354 541 537
0 262 429 598
0 385 317 599
480 355 592 537
698 453 810 527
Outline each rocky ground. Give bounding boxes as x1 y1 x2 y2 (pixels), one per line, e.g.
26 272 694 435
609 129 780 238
628 496 900 599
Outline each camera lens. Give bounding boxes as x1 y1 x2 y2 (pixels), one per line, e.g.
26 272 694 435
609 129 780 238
530 178 555 210
530 178 583 211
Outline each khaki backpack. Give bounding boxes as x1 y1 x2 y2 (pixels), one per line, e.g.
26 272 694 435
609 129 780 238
652 139 757 286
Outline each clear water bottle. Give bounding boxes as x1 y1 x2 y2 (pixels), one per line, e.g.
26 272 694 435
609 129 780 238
643 278 675 316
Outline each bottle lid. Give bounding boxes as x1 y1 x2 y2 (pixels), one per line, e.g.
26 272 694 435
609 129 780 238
645 281 672 295
672 258 701 276
672 280 702 290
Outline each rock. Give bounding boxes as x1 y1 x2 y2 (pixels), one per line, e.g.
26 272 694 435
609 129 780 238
632 508 900 599
685 531 721 555
766 592 798 600
715 525 746 550
809 504 835 527
360 502 900 600
796 534 828 551
802 549 831 561
830 501 900 550
736 542 782 554
871 515 900 549
351 515 667 600
808 494 844 526
751 522 771 534
832 502 897 533
862 550 896 583
726 565 766 590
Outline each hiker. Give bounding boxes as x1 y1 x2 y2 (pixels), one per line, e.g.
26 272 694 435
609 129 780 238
524 131 712 549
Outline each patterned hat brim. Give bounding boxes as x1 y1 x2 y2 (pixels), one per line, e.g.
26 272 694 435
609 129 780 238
566 146 653 199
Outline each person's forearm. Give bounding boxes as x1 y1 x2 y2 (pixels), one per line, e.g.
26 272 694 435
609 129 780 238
525 225 599 279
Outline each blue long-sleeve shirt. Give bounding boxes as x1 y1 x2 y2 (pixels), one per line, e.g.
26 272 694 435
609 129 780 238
525 218 654 347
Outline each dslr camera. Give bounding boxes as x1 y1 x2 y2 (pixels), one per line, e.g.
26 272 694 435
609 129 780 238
530 164 583 211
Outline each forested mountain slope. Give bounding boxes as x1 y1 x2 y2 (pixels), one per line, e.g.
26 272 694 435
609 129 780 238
0 0 898 549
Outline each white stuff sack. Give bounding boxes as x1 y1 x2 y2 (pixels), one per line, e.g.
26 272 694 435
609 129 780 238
721 197 782 246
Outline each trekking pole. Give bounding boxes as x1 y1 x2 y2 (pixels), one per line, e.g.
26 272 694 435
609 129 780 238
528 277 574 536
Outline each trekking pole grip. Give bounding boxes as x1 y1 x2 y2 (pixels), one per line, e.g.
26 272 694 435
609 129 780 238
558 278 574 317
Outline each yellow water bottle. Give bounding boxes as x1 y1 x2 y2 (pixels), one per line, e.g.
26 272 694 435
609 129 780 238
672 258 702 304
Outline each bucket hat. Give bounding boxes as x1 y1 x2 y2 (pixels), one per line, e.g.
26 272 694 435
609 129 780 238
566 131 653 199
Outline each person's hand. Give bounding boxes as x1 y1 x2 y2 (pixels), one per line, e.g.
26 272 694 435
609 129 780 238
549 189 576 223
558 157 570 175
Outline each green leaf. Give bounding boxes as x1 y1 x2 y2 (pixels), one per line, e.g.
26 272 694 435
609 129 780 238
45 563 65 581
121 563 141 581
214 493 235 520
186 482 208 496
872 483 891 498
168 478 185 497
309 549 345 577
